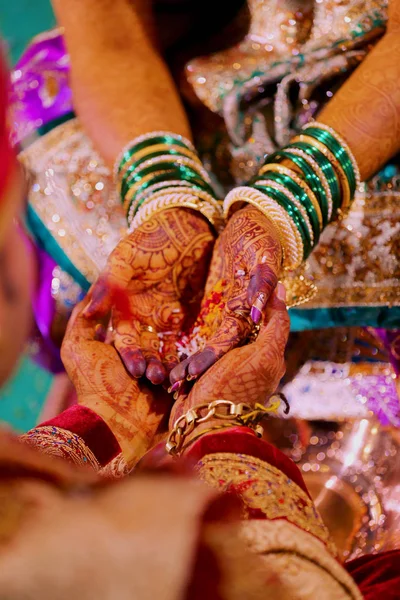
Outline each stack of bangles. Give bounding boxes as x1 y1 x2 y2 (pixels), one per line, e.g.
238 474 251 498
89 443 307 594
113 131 224 233
224 121 361 271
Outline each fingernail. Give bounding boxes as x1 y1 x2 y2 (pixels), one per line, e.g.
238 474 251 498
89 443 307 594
186 374 197 382
250 306 262 324
169 381 181 393
276 283 286 302
173 392 179 400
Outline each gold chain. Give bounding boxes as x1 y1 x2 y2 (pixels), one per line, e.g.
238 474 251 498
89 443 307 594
166 395 289 457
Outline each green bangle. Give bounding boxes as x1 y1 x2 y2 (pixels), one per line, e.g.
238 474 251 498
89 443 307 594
124 171 217 216
303 127 356 197
288 141 341 221
258 151 323 234
122 162 208 200
120 148 199 191
275 149 329 228
254 183 312 258
255 170 320 244
118 134 193 175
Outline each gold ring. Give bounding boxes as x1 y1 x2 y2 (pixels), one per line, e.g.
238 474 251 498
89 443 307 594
141 325 156 334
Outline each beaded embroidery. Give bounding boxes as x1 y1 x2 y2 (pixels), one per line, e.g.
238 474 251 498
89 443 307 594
21 425 100 471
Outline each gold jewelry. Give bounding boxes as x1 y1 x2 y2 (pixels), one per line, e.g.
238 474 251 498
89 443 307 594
224 187 302 270
123 170 174 212
259 163 324 230
113 131 196 181
166 397 285 456
129 192 224 234
136 186 222 213
258 178 314 245
124 155 212 190
141 325 156 334
291 134 351 213
283 147 333 221
303 121 361 189
119 144 202 180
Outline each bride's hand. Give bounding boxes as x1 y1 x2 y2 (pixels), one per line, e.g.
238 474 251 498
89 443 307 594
170 285 289 424
61 298 171 467
83 208 215 385
170 205 282 385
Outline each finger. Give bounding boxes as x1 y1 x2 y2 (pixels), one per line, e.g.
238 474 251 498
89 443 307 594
114 320 147 379
141 328 167 385
64 297 103 343
186 310 252 378
61 297 107 368
169 356 191 388
160 332 180 374
83 235 138 318
247 262 278 324
83 274 116 319
252 284 290 378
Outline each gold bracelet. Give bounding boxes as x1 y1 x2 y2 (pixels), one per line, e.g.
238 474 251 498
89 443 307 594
119 144 202 181
303 121 361 189
291 134 351 214
122 170 174 212
257 178 314 245
128 191 224 234
259 163 324 230
135 185 222 213
166 396 287 457
113 131 196 181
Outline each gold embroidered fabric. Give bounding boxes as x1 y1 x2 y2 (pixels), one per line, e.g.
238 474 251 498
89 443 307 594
19 119 126 286
196 452 336 554
234 520 362 599
99 453 131 479
21 425 100 471
296 190 400 308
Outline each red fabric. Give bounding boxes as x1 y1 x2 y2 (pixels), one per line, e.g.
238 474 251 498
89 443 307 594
345 550 400 599
0 52 15 203
40 405 121 467
186 427 310 497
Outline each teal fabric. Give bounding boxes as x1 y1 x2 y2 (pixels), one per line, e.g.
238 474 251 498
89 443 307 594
27 205 91 292
0 0 55 431
0 0 55 64
0 357 53 432
289 306 400 332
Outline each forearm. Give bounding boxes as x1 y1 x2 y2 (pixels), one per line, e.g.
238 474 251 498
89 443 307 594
319 30 400 180
51 0 191 166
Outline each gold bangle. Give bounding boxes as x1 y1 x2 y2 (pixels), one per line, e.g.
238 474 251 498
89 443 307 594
136 186 222 212
119 144 202 180
302 121 361 189
257 178 314 245
128 192 224 234
166 397 286 457
259 163 324 230
113 131 196 181
122 170 174 212
291 134 351 214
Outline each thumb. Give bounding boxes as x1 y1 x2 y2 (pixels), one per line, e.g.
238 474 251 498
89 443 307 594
255 283 290 357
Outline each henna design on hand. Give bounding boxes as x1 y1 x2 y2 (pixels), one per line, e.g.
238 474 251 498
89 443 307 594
61 299 171 467
84 208 215 384
170 205 282 384
169 286 290 426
